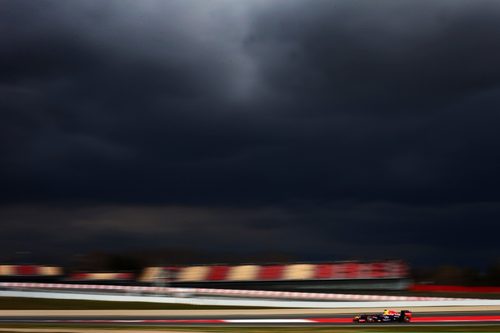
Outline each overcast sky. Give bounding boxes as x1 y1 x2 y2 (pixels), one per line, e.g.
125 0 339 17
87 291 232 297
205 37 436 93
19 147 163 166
1 0 500 268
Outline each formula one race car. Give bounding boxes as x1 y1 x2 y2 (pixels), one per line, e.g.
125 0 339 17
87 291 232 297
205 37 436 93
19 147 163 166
353 310 412 323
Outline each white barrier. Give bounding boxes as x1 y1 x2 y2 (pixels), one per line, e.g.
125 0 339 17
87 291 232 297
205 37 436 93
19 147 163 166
0 282 475 302
2 289 500 308
0 282 479 302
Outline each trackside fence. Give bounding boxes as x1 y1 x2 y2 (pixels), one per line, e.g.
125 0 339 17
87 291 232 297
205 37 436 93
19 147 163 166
0 282 476 302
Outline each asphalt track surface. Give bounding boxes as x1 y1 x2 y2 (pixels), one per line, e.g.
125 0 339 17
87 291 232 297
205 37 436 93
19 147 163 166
1 311 500 326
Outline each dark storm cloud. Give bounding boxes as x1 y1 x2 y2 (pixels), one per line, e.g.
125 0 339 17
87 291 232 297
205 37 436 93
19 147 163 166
0 202 496 266
1 0 500 266
246 0 500 111
1 0 261 202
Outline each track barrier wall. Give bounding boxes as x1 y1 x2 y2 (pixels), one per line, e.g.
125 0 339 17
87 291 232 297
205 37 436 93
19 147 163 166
139 260 409 283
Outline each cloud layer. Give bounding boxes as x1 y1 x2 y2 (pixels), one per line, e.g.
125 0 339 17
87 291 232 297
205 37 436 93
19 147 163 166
1 0 500 266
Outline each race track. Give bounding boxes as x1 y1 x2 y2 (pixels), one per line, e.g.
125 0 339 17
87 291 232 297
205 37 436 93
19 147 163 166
2 308 500 326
